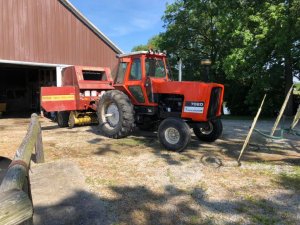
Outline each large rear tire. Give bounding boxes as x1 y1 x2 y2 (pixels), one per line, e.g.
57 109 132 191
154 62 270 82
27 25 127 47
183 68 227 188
57 111 70 127
193 119 223 142
97 90 135 138
158 118 191 152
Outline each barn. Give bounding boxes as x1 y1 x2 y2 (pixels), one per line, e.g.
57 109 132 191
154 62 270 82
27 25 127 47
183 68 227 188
0 0 123 115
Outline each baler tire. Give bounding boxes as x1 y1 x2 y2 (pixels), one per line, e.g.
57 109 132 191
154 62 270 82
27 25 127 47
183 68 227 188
57 111 70 127
97 90 135 139
158 118 191 152
193 119 223 142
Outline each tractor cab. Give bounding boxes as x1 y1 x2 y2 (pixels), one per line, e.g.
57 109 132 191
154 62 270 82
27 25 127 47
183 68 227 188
114 51 224 122
114 51 169 107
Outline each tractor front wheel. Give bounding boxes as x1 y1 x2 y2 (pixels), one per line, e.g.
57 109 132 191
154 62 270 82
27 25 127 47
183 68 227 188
57 111 70 127
97 90 135 138
193 119 223 142
158 118 191 152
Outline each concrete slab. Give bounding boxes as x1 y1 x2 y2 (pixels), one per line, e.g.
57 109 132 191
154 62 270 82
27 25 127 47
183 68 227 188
30 160 107 225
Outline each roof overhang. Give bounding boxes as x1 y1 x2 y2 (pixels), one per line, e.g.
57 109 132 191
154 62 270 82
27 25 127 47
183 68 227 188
59 0 124 54
0 59 70 68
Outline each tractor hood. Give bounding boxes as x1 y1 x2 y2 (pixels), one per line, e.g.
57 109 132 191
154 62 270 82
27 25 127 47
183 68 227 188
151 79 224 119
152 80 224 100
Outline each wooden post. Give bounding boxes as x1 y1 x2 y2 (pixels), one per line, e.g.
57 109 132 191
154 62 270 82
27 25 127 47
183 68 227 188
237 94 266 165
0 190 33 225
35 124 45 163
21 176 34 225
291 104 300 130
0 114 41 192
270 85 294 136
0 113 44 225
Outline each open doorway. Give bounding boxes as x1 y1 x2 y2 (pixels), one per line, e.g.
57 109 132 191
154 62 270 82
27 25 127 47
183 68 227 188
0 64 56 117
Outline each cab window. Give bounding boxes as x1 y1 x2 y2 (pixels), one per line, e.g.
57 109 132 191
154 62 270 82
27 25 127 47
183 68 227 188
115 62 128 84
129 58 142 80
145 58 166 78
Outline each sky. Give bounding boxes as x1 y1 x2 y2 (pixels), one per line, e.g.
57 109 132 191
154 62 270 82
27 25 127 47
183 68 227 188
69 0 174 53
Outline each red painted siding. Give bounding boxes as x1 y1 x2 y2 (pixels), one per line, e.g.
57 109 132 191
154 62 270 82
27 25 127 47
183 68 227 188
0 0 119 72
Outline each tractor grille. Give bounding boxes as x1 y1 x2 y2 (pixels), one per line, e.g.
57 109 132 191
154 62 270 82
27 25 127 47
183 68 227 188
207 87 222 118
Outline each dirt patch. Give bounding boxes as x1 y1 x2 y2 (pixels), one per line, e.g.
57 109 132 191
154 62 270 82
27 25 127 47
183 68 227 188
0 117 299 224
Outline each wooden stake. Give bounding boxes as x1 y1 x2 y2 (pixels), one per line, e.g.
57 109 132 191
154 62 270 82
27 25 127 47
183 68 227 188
237 94 266 165
270 85 294 136
291 104 300 130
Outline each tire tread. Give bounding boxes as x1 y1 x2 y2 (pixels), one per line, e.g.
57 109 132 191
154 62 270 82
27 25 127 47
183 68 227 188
193 119 222 142
98 90 135 138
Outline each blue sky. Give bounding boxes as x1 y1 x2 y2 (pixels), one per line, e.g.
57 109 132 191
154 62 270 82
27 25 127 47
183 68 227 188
69 0 174 53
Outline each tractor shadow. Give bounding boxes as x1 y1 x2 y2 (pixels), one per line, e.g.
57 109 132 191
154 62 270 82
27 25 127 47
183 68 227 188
85 120 300 167
87 126 196 165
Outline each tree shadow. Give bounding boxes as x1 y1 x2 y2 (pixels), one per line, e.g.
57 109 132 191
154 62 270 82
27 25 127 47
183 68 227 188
287 141 300 154
33 185 210 225
275 170 300 191
213 123 300 165
33 184 299 225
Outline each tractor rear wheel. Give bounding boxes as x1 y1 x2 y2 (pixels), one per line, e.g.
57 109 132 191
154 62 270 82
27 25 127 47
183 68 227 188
193 119 223 142
158 118 191 152
57 111 70 127
97 90 135 138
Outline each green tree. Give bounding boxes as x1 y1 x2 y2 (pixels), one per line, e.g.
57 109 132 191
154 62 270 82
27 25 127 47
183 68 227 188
222 0 300 115
131 35 163 52
157 0 300 116
131 44 148 52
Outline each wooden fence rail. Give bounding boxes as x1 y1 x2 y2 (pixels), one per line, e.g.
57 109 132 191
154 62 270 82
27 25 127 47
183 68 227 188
0 113 44 225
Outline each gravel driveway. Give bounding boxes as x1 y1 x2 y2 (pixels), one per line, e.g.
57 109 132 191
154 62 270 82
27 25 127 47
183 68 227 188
0 117 299 225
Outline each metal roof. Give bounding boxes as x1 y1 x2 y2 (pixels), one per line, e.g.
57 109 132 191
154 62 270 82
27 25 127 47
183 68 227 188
59 0 124 54
117 51 166 58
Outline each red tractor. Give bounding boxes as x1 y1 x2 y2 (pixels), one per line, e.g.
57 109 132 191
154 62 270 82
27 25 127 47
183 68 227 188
41 51 224 151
